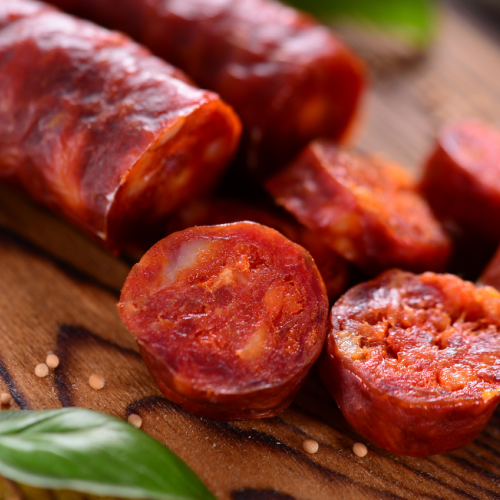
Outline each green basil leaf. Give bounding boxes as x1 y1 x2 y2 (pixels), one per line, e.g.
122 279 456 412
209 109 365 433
0 409 215 500
285 0 436 48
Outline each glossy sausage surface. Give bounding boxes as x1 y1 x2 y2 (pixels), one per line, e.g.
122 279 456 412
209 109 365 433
421 121 500 241
119 222 329 420
479 243 500 290
165 198 350 301
47 0 365 176
320 269 500 456
0 0 241 252
266 140 451 274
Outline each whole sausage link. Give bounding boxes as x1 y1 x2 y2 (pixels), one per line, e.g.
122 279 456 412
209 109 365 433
0 0 241 252
46 0 365 176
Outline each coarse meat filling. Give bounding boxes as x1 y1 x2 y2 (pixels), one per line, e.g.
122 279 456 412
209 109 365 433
332 270 500 402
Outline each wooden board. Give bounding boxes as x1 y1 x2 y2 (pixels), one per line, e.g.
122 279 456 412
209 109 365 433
2 1 500 499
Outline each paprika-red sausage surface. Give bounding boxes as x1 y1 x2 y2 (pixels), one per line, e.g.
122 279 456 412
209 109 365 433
119 222 329 420
266 140 451 275
0 0 241 252
479 243 500 291
320 270 500 457
0 0 52 28
165 198 350 301
47 0 365 175
421 121 500 241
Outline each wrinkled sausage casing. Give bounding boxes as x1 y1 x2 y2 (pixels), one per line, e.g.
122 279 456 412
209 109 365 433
47 0 365 176
421 121 500 241
119 222 329 420
320 270 500 457
166 198 350 301
266 140 451 275
0 0 241 252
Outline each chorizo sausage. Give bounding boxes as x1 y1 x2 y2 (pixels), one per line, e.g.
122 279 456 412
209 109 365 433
46 0 365 176
165 198 350 301
0 0 241 252
265 140 451 275
320 269 500 457
420 120 500 241
479 243 500 291
118 222 329 420
0 0 52 28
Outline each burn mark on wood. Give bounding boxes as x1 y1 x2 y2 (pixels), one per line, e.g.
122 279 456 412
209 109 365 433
126 397 409 499
231 488 297 500
0 355 30 409
0 225 121 297
55 324 142 407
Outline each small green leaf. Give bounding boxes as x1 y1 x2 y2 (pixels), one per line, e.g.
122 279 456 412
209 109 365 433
286 0 436 48
0 409 215 500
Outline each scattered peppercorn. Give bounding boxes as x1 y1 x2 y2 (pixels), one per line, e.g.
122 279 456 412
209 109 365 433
128 414 143 429
0 392 11 406
353 442 368 458
35 363 49 378
303 439 319 454
89 374 105 390
46 354 60 369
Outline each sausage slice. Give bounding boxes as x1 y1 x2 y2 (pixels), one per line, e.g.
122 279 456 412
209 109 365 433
266 140 451 275
165 198 350 301
421 120 500 240
119 222 329 420
480 243 500 290
320 269 500 456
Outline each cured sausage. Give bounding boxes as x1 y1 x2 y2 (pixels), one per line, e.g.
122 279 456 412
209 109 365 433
46 0 365 176
165 198 350 301
479 243 500 291
118 222 329 420
0 0 241 252
320 269 500 457
266 140 451 275
420 121 500 241
0 0 52 28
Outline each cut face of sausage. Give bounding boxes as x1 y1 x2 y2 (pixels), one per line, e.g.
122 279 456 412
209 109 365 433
420 121 500 241
266 141 451 275
165 198 350 301
45 0 365 176
320 269 500 456
118 222 329 420
0 0 241 252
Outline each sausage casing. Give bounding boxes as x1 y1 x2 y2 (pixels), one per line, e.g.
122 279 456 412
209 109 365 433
46 0 365 175
320 270 500 456
0 0 241 251
421 121 500 241
165 198 350 301
119 222 329 420
266 140 451 275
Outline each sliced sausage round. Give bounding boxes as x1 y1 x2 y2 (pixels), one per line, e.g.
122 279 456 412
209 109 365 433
119 222 329 420
420 120 500 241
266 140 451 275
165 198 350 301
320 269 500 456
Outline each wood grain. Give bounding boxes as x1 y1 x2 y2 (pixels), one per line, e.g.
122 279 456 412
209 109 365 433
1 1 500 499
348 0 500 174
